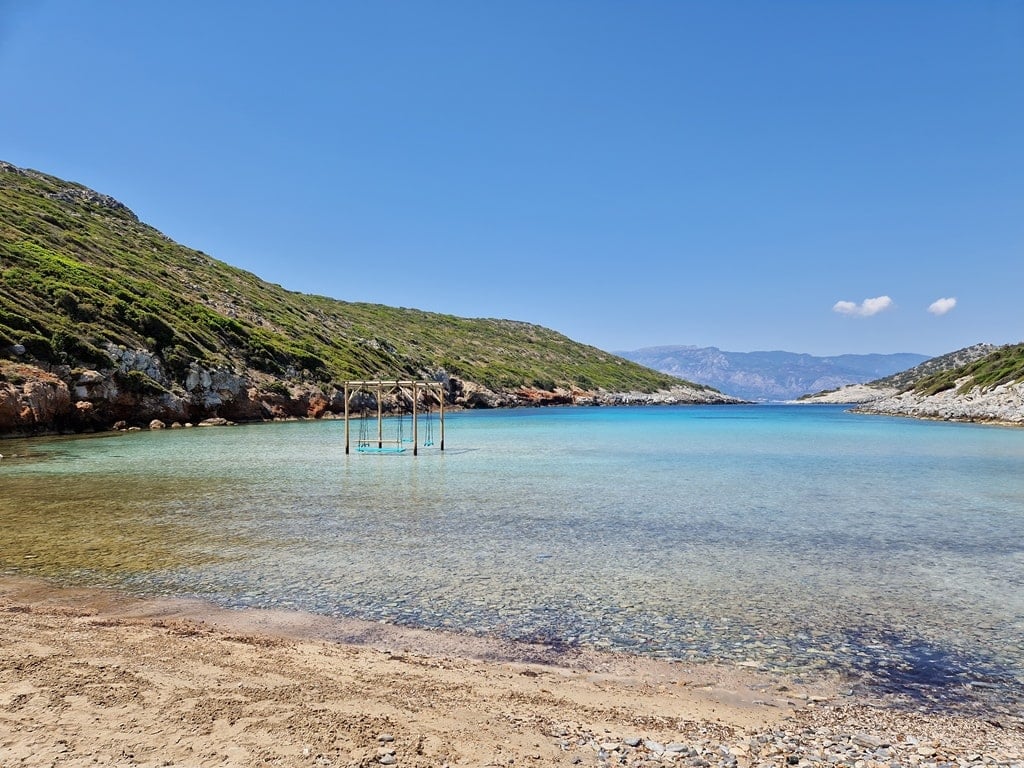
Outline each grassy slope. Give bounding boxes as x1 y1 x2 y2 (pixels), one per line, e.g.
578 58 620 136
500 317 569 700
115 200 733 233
797 344 1012 401
0 162 690 394
909 343 1024 396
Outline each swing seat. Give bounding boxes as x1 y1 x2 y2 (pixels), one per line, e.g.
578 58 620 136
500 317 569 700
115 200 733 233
356 444 406 454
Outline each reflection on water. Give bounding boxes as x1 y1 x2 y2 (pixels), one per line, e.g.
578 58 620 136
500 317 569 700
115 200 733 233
2 406 1023 716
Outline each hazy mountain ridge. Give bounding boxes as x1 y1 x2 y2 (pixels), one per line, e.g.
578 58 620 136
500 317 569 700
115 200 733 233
617 345 929 401
0 161 731 435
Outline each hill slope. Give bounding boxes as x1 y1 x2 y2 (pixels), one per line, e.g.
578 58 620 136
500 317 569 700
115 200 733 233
0 161 725 434
797 343 1024 424
617 345 928 401
797 344 1000 404
851 343 1024 424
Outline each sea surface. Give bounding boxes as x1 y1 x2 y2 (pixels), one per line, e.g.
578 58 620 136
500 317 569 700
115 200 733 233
2 404 1023 717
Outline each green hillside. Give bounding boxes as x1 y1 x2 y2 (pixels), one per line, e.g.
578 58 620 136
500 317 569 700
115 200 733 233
909 343 1024 397
864 343 999 391
0 161 686 395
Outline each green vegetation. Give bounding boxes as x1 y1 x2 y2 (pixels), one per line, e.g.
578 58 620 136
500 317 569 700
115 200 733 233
870 343 996 392
0 162 687 394
910 344 1024 397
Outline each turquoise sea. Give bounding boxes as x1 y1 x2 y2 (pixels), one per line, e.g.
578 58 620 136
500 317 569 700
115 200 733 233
2 404 1023 717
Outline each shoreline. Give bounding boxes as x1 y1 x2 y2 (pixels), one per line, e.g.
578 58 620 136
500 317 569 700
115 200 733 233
2 576 1021 766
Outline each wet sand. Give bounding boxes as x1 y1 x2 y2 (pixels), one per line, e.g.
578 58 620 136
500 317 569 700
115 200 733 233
1 576 1021 767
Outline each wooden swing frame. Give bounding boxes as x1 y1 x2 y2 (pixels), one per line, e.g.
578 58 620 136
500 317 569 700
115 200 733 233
342 380 445 456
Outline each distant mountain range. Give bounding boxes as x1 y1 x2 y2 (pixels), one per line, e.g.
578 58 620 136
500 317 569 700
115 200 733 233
617 346 930 401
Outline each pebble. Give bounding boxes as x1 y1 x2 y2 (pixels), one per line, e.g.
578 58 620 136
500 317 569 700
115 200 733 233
544 714 1023 768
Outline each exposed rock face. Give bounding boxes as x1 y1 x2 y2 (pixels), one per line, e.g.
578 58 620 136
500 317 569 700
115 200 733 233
107 345 166 383
796 385 898 404
0 366 73 433
183 363 261 420
0 352 743 437
854 380 1024 425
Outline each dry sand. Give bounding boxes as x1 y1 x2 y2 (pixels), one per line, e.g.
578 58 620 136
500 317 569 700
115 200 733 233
1 577 1021 767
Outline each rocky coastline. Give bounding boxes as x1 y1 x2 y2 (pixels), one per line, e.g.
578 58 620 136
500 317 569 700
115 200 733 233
852 379 1024 426
0 348 740 438
796 378 1024 426
796 343 1024 426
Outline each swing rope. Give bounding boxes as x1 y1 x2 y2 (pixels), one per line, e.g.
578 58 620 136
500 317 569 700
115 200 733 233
424 402 435 447
357 408 370 447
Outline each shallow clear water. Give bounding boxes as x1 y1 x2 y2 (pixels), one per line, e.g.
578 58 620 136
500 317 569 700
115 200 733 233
3 405 1023 714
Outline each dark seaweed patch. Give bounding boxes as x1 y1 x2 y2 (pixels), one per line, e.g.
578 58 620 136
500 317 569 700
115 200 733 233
840 628 1023 716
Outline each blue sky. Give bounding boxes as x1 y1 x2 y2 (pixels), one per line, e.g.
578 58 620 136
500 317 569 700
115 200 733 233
1 1 1021 356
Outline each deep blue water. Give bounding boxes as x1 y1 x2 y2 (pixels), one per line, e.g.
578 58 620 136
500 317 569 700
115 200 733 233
2 404 1023 715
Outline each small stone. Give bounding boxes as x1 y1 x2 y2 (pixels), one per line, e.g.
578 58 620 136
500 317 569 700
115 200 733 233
624 737 642 748
852 734 885 749
379 756 396 766
644 740 665 753
666 742 688 753
378 734 395 744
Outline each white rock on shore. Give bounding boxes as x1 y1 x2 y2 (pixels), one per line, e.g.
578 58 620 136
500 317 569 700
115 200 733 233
854 379 1024 425
795 384 897 405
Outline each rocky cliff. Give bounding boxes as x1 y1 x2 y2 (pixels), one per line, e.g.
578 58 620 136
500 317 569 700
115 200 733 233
0 161 733 436
0 353 737 437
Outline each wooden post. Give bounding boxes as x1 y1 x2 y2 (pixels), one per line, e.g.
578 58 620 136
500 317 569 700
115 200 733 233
439 383 445 451
412 382 419 456
377 382 383 448
344 383 350 454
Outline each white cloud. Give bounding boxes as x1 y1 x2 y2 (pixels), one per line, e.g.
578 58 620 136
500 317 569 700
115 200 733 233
928 297 957 316
832 295 893 317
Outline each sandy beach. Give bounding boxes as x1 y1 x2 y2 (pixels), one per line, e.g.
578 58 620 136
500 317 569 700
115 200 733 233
1 577 1021 767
